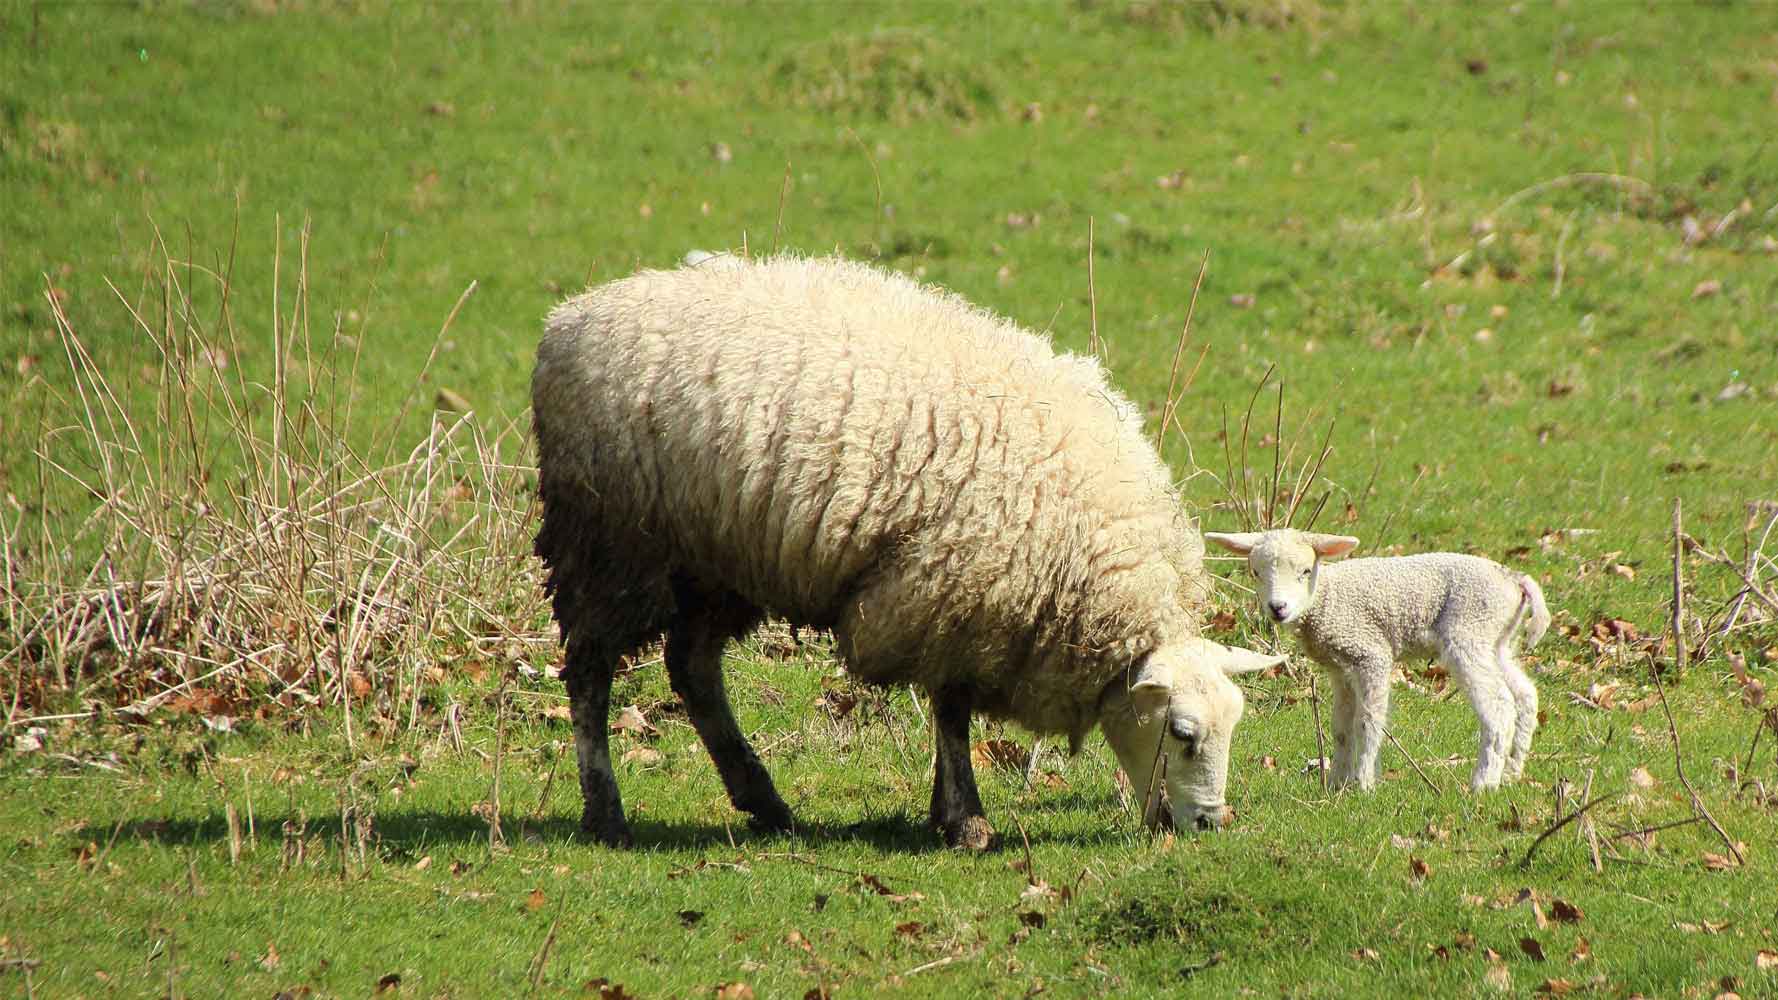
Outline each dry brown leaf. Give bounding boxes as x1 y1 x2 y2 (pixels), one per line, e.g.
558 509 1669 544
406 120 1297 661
1692 278 1723 299
611 705 660 740
542 704 573 722
1351 947 1380 962
714 983 756 1000
1549 899 1584 924
1676 919 1731 934
1702 851 1743 871
894 921 924 939
784 929 812 952
1629 766 1657 789
1608 563 1636 581
1390 834 1415 850
972 739 1027 771
585 979 637 1000
258 941 281 972
413 855 433 871
1569 937 1591 962
1520 937 1547 962
526 888 547 911
1756 949 1778 970
1484 963 1512 992
620 747 664 767
1537 978 1575 996
1409 857 1431 882
374 973 402 994
677 910 704 928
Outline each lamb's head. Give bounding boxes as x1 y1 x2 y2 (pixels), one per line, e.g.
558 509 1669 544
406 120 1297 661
1205 529 1359 626
1098 638 1285 832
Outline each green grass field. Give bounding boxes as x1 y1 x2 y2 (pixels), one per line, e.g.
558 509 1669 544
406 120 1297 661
4 1 1776 996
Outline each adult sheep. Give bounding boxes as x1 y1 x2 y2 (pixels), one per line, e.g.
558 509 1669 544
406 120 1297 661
532 253 1281 849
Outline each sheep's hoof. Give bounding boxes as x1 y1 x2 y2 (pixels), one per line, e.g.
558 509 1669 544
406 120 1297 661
943 816 996 851
580 811 634 848
745 804 796 834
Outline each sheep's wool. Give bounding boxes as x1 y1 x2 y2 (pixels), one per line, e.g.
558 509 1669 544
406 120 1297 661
533 255 1209 743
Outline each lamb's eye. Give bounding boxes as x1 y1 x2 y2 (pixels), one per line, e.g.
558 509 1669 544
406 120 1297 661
1169 718 1200 759
1300 568 1312 579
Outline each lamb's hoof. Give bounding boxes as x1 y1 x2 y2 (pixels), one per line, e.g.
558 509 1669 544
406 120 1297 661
942 816 996 851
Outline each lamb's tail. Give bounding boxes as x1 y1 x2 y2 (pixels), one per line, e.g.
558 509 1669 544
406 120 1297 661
1512 574 1551 650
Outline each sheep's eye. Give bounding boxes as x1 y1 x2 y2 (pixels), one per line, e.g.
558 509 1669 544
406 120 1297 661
1299 568 1312 579
1169 718 1200 758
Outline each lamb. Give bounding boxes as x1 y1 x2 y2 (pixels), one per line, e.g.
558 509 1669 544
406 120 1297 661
1203 529 1551 791
531 252 1284 849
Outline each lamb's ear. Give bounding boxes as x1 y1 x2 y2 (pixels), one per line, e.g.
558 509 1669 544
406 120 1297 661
1204 531 1264 555
1183 637 1287 676
1303 533 1360 559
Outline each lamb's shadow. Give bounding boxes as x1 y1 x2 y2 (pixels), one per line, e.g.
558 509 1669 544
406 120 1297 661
118 798 1133 856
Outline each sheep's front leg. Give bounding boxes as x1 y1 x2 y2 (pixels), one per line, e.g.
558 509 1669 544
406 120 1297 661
1449 642 1512 790
928 685 995 850
1346 657 1393 790
562 633 631 846
664 613 795 833
1327 669 1360 788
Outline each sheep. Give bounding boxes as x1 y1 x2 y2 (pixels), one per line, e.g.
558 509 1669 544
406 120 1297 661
1203 529 1551 792
531 252 1285 848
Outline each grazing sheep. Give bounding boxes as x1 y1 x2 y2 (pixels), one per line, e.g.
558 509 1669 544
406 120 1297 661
1203 529 1550 791
532 253 1284 848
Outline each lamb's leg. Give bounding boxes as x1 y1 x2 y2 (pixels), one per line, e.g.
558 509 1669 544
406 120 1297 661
1346 657 1393 791
928 685 994 850
664 606 794 833
1328 669 1359 788
1448 642 1512 790
1498 651 1539 781
562 631 631 846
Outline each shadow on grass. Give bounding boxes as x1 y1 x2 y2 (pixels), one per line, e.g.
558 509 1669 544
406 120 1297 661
115 799 1135 855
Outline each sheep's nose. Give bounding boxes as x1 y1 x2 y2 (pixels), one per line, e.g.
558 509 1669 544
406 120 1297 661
1195 805 1234 831
1267 601 1288 621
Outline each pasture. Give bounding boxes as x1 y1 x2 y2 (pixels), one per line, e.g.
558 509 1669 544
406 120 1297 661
3 2 1775 996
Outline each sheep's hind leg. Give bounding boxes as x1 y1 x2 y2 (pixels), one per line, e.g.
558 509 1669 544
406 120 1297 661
664 586 794 833
1498 650 1539 781
562 632 632 846
1327 670 1360 788
1449 642 1513 790
929 685 995 850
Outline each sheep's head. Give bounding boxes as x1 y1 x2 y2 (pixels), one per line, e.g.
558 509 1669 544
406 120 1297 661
1098 638 1285 832
1205 529 1359 626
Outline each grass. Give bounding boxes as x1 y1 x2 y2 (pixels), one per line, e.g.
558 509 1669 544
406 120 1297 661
3 1 1777 996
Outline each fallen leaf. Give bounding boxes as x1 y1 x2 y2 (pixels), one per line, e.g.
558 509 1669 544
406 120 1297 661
1409 857 1431 882
1229 293 1256 309
526 888 547 911
1485 963 1512 991
678 910 704 928
1608 563 1636 581
611 705 660 740
1351 947 1380 962
1756 949 1778 970
585 979 638 1000
1018 911 1047 929
1569 937 1591 962
1390 834 1415 850
259 941 282 971
972 739 1027 771
714 983 755 1000
375 973 401 994
449 860 471 877
542 704 573 722
1677 919 1731 934
1537 978 1575 996
895 921 924 939
1549 899 1583 924
1454 931 1478 952
1702 851 1743 871
413 855 433 871
1692 279 1723 299
1629 766 1657 789
1520 937 1547 962
621 747 664 767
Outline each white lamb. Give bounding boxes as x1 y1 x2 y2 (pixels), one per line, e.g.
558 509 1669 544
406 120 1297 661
532 253 1284 849
1204 529 1551 791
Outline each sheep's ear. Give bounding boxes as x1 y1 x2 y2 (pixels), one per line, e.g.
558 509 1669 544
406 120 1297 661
1183 637 1286 676
1304 533 1360 559
1204 531 1264 555
1127 657 1174 715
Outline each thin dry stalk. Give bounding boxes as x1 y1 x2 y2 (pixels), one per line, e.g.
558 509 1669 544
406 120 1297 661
1381 726 1440 794
1086 217 1101 362
1157 251 1211 455
1307 666 1328 792
1646 651 1744 866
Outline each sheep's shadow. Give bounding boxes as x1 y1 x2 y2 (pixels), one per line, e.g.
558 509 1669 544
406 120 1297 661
115 798 1134 856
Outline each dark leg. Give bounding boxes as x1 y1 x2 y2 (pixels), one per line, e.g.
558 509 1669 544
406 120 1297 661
561 631 631 846
928 685 995 850
664 583 794 832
